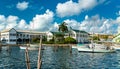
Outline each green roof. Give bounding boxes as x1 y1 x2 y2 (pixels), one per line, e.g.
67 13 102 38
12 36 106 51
51 32 65 34
72 29 89 34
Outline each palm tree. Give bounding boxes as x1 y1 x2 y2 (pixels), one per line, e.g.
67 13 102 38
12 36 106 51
58 22 68 32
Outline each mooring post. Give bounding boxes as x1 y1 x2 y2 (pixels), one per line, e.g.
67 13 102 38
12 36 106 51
70 44 72 53
37 35 42 69
25 47 30 69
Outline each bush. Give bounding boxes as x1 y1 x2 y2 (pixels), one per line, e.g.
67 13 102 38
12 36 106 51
65 37 76 44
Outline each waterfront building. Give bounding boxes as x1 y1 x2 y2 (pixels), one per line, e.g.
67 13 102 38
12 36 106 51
0 28 46 44
47 29 90 43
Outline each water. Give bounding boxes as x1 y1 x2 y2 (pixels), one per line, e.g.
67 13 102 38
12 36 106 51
0 46 120 69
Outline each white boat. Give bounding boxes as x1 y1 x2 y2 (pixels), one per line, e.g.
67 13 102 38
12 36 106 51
29 44 39 47
72 43 115 53
112 44 120 50
20 44 39 50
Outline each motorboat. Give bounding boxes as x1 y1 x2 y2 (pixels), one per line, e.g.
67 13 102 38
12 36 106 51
72 43 115 53
112 44 120 50
20 44 39 50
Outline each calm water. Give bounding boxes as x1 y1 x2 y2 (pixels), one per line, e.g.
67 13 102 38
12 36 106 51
0 46 120 69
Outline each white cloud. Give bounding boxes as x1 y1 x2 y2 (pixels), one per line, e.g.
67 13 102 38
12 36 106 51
49 22 59 32
0 15 6 30
0 15 6 22
0 15 29 30
117 11 120 16
16 1 29 10
56 0 105 17
116 16 120 23
29 9 54 32
17 19 29 30
0 9 55 32
64 19 81 30
6 15 18 29
61 15 119 34
78 0 97 10
56 1 80 17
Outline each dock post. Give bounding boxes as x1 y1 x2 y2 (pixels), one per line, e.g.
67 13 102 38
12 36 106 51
37 36 42 69
70 44 72 53
25 47 30 69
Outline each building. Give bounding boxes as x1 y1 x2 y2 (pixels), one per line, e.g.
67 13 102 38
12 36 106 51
0 28 46 44
47 29 90 43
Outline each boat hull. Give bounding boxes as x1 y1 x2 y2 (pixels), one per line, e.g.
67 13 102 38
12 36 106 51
77 47 115 53
20 46 38 50
72 44 115 53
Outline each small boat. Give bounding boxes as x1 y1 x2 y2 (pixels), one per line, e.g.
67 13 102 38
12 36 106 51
72 43 115 53
20 46 39 50
112 44 120 50
20 44 39 50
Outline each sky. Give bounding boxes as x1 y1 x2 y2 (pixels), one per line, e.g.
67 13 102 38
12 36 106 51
0 0 120 34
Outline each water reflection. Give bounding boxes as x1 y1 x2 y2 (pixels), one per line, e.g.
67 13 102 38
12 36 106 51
0 46 120 69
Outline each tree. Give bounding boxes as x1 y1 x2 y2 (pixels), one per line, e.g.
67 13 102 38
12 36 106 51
53 32 65 44
65 37 76 44
58 22 68 32
93 36 100 41
32 38 40 43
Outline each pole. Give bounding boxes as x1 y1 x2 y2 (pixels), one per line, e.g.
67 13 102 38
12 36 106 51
25 47 30 69
37 35 42 69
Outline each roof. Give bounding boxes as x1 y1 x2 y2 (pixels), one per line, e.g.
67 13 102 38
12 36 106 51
51 32 65 35
17 30 46 34
72 29 89 34
1 28 16 33
1 28 46 34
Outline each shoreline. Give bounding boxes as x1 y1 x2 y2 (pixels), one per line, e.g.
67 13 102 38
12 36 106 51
0 44 77 47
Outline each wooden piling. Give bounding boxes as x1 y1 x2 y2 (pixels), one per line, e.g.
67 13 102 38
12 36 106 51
70 45 72 53
37 36 42 69
25 47 30 69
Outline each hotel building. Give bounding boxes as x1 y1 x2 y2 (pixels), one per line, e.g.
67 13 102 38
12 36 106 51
0 28 46 44
47 29 90 43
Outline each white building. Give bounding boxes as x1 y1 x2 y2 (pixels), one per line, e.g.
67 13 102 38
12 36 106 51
0 28 46 44
47 29 90 43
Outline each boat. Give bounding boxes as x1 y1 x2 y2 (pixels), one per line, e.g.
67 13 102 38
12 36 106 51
20 44 39 50
72 43 115 53
20 46 39 50
112 44 120 50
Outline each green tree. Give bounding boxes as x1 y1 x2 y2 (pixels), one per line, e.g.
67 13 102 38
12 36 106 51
53 32 65 44
93 36 100 41
65 37 76 44
32 38 40 43
58 22 68 32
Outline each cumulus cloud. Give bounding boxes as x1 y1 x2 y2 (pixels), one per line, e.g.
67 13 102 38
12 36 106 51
49 22 59 32
17 19 29 30
56 1 80 17
16 1 29 10
29 9 54 32
0 9 55 32
56 0 105 17
61 15 119 34
64 19 81 30
116 11 120 16
6 15 18 29
0 15 29 30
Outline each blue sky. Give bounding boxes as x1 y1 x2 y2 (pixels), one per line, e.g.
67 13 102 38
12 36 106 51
0 0 120 34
